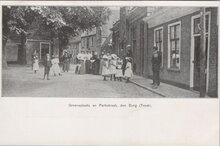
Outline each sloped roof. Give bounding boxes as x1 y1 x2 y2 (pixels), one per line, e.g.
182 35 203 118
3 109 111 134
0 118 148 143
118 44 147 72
143 7 200 28
69 35 81 43
81 28 96 37
101 33 112 49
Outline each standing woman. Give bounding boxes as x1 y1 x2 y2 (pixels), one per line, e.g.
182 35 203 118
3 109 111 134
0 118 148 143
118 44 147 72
124 57 133 83
85 56 91 74
79 55 86 74
101 55 110 81
63 51 69 72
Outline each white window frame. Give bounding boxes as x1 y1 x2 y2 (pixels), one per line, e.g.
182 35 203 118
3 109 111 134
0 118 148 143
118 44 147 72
167 21 181 70
40 42 51 60
190 12 211 91
82 38 85 48
154 26 163 67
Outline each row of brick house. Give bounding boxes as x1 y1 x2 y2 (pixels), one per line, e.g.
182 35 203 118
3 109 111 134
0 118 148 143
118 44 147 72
5 28 59 65
111 7 218 97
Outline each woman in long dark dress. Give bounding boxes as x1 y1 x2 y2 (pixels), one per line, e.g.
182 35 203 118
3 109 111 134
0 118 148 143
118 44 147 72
62 52 69 72
79 59 86 74
85 57 91 74
93 58 100 75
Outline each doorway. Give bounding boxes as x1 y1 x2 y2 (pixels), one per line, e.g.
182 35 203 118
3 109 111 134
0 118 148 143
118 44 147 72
191 12 210 91
140 22 145 75
193 36 201 91
40 42 51 60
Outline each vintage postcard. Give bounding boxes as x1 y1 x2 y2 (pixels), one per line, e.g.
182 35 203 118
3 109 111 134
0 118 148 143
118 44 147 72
0 1 219 146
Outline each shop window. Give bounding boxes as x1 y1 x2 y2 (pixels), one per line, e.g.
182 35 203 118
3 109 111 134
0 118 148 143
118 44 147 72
168 22 181 69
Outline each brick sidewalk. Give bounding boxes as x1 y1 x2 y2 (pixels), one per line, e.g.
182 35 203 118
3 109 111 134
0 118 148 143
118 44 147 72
129 75 201 97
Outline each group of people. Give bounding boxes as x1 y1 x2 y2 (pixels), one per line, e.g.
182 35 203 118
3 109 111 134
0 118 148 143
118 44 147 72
32 49 73 80
73 51 133 83
32 53 62 80
75 52 100 75
101 53 133 83
31 45 162 89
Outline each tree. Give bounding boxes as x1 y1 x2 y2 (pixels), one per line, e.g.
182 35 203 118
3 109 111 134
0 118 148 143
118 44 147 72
2 6 111 67
38 6 111 55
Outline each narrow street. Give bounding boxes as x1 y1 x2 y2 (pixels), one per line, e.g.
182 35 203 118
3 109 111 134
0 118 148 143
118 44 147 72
2 65 161 98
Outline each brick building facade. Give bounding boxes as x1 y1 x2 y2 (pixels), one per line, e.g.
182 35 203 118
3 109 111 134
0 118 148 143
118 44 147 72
5 32 59 65
112 7 218 97
80 28 100 54
112 7 157 74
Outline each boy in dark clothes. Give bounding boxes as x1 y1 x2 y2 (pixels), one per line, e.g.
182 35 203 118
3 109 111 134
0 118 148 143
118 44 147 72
43 53 52 80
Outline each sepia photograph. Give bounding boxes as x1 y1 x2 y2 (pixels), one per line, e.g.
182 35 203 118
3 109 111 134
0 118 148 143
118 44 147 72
2 5 218 98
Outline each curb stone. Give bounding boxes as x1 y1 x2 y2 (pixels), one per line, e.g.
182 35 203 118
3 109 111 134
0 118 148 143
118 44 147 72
129 80 166 97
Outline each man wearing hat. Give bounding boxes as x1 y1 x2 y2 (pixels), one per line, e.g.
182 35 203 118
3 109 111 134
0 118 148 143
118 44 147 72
151 46 162 89
62 51 70 72
126 45 132 57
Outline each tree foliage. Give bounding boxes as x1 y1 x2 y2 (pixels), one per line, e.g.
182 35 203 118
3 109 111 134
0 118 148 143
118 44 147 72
2 6 111 67
3 6 111 40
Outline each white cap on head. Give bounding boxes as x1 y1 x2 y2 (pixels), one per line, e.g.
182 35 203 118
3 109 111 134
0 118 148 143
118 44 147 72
102 55 108 59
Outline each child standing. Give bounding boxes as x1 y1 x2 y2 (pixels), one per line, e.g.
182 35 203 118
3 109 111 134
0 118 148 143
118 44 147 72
124 57 133 83
33 55 39 74
101 55 110 81
43 53 52 80
51 55 61 76
116 58 123 81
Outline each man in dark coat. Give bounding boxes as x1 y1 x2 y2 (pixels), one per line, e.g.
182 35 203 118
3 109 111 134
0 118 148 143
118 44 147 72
126 45 132 58
91 52 100 75
85 58 91 74
151 46 162 89
122 55 127 76
93 58 100 75
43 53 52 80
62 52 70 72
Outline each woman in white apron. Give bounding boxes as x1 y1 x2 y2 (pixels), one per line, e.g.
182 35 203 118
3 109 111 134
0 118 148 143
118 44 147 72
101 55 110 81
124 57 133 83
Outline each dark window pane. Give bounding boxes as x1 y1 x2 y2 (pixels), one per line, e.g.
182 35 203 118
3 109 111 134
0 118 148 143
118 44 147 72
194 18 200 34
205 14 209 33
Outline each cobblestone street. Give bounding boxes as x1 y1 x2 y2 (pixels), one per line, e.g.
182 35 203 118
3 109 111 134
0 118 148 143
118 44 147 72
2 65 160 97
